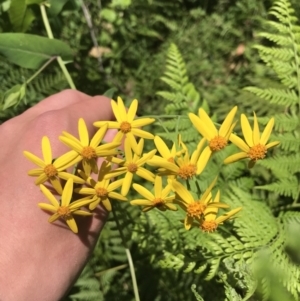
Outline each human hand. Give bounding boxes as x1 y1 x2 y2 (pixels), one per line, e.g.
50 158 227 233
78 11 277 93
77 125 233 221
0 90 116 301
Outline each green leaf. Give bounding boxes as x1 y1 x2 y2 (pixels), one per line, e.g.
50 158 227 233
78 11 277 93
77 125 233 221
48 0 70 16
25 0 44 4
2 84 26 110
111 0 131 8
100 8 117 23
0 33 73 69
103 87 117 99
8 0 35 32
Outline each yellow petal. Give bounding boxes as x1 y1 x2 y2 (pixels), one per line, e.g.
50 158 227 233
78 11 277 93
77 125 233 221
48 213 60 223
111 99 122 123
154 136 171 158
23 151 45 168
102 199 112 211
154 176 162 198
136 167 155 182
201 177 218 203
266 140 280 149
253 113 260 145
58 172 86 184
131 128 155 139
108 191 127 201
72 210 93 216
42 136 52 164
78 118 89 146
124 138 133 161
127 99 138 122
131 118 155 128
229 134 250 152
165 203 177 211
55 150 80 169
137 149 157 166
219 106 237 137
215 207 242 224
188 113 215 140
90 123 108 148
66 217 78 233
198 109 218 137
173 181 194 204
35 173 48 185
61 178 73 207
70 197 94 210
184 215 193 230
59 136 83 153
133 183 154 201
197 146 212 175
40 184 59 208
38 203 57 213
89 199 100 210
108 178 123 191
121 172 133 196
203 206 218 221
28 168 43 176
104 168 127 179
223 152 248 164
131 199 153 206
260 117 275 145
241 114 253 147
50 177 63 194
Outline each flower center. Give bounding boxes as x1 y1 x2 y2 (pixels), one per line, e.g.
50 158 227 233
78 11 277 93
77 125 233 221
81 146 97 160
96 187 108 197
178 164 197 180
248 144 267 161
44 164 58 178
200 220 218 232
127 162 138 173
153 197 164 207
187 201 206 217
120 121 132 133
57 206 72 219
209 136 227 151
168 157 175 163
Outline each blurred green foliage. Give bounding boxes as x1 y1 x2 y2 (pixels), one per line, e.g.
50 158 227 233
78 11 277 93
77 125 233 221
2 0 300 300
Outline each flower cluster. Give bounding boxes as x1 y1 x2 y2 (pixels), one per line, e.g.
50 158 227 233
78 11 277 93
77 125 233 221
24 97 279 233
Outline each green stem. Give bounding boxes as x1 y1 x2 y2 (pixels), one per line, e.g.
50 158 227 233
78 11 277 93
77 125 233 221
111 203 140 301
40 4 76 90
26 56 57 85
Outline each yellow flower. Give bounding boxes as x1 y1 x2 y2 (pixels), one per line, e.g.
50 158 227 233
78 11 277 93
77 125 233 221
148 137 207 180
189 106 237 172
131 176 177 212
93 97 155 154
75 161 127 211
224 113 280 168
59 119 120 175
24 136 85 194
200 200 242 233
173 177 229 230
105 138 156 196
38 178 93 233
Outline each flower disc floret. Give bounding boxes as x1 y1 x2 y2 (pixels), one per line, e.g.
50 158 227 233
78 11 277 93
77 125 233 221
187 202 206 217
248 144 267 160
200 220 218 232
44 164 58 178
209 136 227 151
178 164 197 180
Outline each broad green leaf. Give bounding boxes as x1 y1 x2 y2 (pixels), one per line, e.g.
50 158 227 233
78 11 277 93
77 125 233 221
111 0 131 8
2 84 26 110
8 0 35 32
0 33 73 69
48 0 70 16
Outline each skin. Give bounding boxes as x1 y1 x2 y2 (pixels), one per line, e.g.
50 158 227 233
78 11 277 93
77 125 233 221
0 90 116 301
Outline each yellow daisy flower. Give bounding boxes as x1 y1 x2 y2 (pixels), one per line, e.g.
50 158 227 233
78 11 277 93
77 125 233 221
200 201 242 233
189 106 237 171
131 176 177 212
104 138 156 196
224 113 280 168
148 137 207 180
75 161 127 211
38 178 93 233
93 97 155 154
173 177 229 230
24 136 85 194
59 119 120 175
